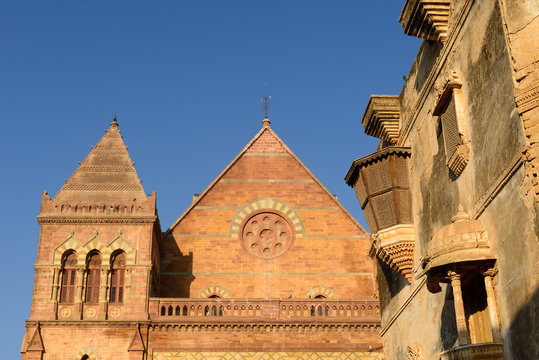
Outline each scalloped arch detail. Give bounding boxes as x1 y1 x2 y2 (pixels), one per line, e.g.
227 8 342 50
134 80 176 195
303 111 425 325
229 198 305 238
305 285 337 299
106 235 136 264
74 346 96 360
197 285 232 298
52 235 84 264
52 233 136 265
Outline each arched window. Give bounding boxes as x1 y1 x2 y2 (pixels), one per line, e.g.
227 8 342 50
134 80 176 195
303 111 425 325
85 251 101 303
81 355 89 360
60 251 77 303
209 294 221 299
110 251 126 303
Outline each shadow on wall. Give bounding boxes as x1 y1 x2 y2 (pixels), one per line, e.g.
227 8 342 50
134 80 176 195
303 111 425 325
440 285 458 351
160 235 195 298
507 286 538 360
376 258 409 311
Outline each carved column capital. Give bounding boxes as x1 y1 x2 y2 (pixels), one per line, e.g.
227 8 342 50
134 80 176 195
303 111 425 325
447 270 460 281
483 268 498 278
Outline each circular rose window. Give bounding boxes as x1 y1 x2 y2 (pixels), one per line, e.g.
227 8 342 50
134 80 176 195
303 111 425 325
240 210 295 259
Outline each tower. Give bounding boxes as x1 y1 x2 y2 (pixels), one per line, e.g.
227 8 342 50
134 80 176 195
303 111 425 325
22 118 160 359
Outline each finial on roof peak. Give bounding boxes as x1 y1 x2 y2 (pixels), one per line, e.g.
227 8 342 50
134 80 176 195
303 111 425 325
261 82 271 128
110 114 119 129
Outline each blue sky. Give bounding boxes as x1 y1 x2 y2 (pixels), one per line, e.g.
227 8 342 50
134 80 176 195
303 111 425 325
0 1 421 357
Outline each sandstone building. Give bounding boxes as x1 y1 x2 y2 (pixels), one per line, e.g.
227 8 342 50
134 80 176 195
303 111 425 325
21 116 383 359
345 1 538 359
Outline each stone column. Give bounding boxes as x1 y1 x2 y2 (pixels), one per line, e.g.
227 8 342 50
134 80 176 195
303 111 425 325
484 268 502 342
51 266 61 320
448 271 469 346
75 265 86 319
99 265 110 320
126 267 133 300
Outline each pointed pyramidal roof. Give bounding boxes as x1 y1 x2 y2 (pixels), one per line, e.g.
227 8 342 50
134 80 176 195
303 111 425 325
53 116 146 203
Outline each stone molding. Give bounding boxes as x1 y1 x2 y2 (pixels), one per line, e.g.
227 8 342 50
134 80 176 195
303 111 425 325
38 216 156 224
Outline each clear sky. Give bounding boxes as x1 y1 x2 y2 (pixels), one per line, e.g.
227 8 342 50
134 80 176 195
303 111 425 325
0 1 421 357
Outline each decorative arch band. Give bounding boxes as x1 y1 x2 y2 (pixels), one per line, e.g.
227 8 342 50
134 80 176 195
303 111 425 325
74 346 96 360
305 285 337 299
197 285 232 298
52 233 136 265
229 198 305 237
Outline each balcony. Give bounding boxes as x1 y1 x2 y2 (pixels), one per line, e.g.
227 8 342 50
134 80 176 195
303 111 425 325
346 147 415 281
440 342 504 360
149 298 380 323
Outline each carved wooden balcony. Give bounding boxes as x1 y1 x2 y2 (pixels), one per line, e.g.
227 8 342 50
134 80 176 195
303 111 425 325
149 298 381 323
346 147 415 281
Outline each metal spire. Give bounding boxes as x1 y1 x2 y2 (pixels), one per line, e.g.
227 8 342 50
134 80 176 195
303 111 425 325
261 82 271 119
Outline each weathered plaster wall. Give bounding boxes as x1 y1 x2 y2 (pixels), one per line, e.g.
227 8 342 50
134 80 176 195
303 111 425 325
376 0 538 359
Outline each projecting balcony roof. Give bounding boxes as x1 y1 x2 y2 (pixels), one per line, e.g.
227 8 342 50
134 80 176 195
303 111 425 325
360 95 400 144
345 147 411 188
399 0 451 42
424 210 495 274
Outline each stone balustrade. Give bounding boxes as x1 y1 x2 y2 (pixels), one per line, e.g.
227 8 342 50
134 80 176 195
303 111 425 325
149 298 380 321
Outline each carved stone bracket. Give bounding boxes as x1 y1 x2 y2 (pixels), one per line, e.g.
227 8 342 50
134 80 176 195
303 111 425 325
361 95 400 144
372 224 415 282
400 0 451 42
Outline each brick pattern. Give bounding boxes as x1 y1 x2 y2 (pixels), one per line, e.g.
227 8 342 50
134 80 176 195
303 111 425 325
22 124 380 359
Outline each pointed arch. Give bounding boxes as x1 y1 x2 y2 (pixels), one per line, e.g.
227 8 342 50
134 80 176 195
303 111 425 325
305 285 337 299
82 234 107 259
52 234 84 264
197 285 232 299
229 198 305 237
105 235 136 264
74 347 96 360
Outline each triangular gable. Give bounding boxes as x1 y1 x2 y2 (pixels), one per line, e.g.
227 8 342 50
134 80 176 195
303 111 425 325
127 325 145 352
54 118 146 203
166 122 365 234
26 324 44 352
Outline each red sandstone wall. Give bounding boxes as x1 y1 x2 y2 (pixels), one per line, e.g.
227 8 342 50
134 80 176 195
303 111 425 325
164 129 374 300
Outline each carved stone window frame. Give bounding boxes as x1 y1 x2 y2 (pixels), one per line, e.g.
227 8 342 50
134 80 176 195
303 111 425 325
434 73 470 176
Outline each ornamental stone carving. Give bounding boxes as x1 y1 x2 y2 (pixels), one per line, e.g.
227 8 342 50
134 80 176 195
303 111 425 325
109 307 121 318
60 307 72 319
240 210 295 259
84 307 97 319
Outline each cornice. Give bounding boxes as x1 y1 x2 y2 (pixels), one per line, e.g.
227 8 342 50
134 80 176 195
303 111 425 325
37 215 157 224
25 319 381 331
